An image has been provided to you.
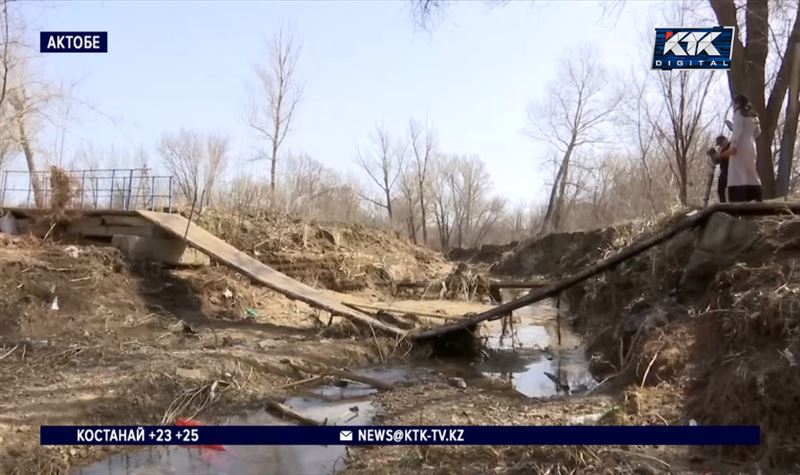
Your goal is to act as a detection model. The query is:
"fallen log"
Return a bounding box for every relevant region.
[286,361,394,391]
[411,202,800,340]
[264,399,324,426]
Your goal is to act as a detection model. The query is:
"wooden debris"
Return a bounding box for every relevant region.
[264,399,324,426]
[286,361,393,391]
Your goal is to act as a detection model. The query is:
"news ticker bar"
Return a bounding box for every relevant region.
[40,425,761,446]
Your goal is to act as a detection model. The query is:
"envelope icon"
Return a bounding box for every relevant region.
[339,430,353,442]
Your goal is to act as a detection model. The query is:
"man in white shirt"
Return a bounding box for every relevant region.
[718,94,763,202]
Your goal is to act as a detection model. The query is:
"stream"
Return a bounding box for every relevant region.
[76,296,596,475]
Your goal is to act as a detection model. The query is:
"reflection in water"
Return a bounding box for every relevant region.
[75,366,433,475]
[476,294,596,398]
[75,392,376,475]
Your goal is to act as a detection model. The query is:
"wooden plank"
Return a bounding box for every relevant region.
[410,202,800,340]
[137,211,406,337]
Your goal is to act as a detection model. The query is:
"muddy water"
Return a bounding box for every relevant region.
[77,296,593,474]
[474,296,596,397]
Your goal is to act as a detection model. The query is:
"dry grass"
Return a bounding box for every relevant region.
[418,263,489,301]
[687,254,800,468]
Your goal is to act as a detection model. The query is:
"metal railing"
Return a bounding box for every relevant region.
[0,168,174,211]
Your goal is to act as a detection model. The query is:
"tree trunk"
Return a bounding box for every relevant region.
[17,119,43,208]
[541,140,574,233]
[678,154,688,206]
[270,142,278,197]
[418,190,427,244]
[407,196,418,243]
[552,154,571,231]
[777,42,800,196]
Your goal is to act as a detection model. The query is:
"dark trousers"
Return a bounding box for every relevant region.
[728,185,763,203]
[717,160,729,203]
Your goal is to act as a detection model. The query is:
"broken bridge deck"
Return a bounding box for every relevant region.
[137,211,407,337]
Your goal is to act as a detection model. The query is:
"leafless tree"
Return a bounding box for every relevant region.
[646,70,715,206]
[158,129,229,211]
[0,0,10,112]
[6,76,57,208]
[429,156,455,250]
[407,118,436,243]
[354,125,406,221]
[398,162,420,243]
[618,74,662,213]
[410,0,509,28]
[711,0,800,197]
[448,154,504,248]
[250,28,303,197]
[528,48,617,233]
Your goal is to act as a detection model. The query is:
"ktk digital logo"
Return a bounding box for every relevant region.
[652,27,734,70]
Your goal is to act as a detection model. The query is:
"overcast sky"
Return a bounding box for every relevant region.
[17,0,670,206]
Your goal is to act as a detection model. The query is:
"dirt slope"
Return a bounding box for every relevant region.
[196,209,446,291]
[559,214,800,470]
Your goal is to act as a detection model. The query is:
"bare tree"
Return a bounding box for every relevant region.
[448,154,503,248]
[408,118,436,244]
[429,156,455,250]
[158,130,229,211]
[354,125,406,221]
[647,70,715,206]
[528,49,616,233]
[711,0,800,197]
[398,162,420,243]
[0,0,10,112]
[410,0,508,28]
[7,79,56,208]
[250,28,303,197]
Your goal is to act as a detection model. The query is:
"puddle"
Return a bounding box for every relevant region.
[75,392,375,474]
[474,295,597,398]
[75,366,430,475]
[76,295,594,473]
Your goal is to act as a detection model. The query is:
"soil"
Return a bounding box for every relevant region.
[0,228,461,474]
[195,209,446,292]
[550,214,800,471]
[3,207,800,474]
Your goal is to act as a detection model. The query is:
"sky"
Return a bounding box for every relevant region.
[15,0,662,206]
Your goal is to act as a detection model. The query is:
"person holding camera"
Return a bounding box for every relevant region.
[708,135,731,203]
